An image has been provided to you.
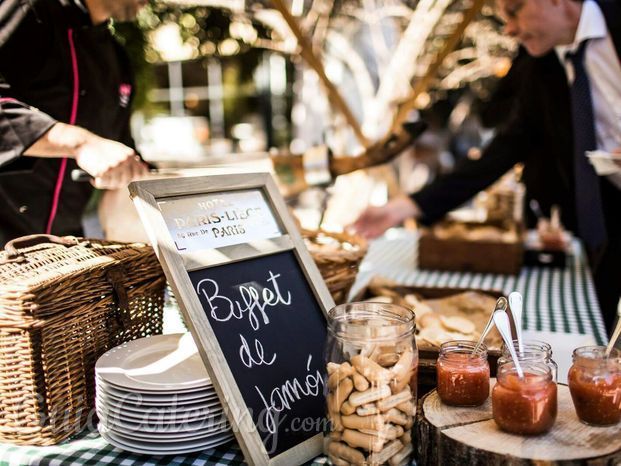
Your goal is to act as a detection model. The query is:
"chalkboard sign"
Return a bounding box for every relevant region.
[189,251,326,457]
[129,173,334,466]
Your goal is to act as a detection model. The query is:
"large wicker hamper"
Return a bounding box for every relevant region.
[0,235,165,446]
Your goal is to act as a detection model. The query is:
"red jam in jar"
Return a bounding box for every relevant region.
[437,341,490,406]
[492,362,557,435]
[568,346,621,426]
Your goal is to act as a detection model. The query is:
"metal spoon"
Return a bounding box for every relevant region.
[605,300,621,358]
[509,291,524,353]
[472,297,507,355]
[494,310,525,378]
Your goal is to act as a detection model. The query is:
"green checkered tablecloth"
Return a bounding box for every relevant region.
[0,229,604,465]
[352,229,607,345]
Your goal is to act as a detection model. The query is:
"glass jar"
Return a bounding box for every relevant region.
[492,361,557,435]
[325,302,418,466]
[568,346,621,426]
[436,341,490,406]
[499,340,558,381]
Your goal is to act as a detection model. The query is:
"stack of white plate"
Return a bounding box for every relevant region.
[95,333,233,455]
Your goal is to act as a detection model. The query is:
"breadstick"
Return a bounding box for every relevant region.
[400,430,411,446]
[368,439,403,466]
[377,389,412,412]
[327,362,340,375]
[356,403,379,416]
[340,400,356,416]
[341,414,384,431]
[360,424,402,441]
[328,362,355,390]
[330,377,354,413]
[328,454,349,466]
[383,408,409,426]
[328,441,366,464]
[404,417,413,430]
[353,371,370,392]
[342,429,384,453]
[396,400,416,416]
[376,352,400,367]
[330,411,344,432]
[391,349,414,380]
[349,385,391,407]
[351,355,392,384]
[328,430,342,441]
[390,371,412,395]
[388,443,413,466]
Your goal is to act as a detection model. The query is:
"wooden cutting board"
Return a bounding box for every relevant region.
[417,381,621,465]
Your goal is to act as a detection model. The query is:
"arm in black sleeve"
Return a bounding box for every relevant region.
[0,98,56,169]
[411,126,527,226]
[411,53,542,226]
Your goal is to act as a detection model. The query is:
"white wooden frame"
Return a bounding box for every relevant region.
[128,173,335,466]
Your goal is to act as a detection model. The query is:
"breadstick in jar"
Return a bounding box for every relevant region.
[377,389,412,412]
[327,362,340,375]
[351,355,392,384]
[342,429,384,453]
[376,352,400,367]
[328,454,350,466]
[396,400,416,416]
[368,439,403,466]
[356,403,379,416]
[383,408,409,426]
[327,441,366,465]
[341,414,384,431]
[330,377,354,413]
[328,362,355,390]
[340,400,356,416]
[388,443,413,466]
[353,371,370,392]
[349,385,391,407]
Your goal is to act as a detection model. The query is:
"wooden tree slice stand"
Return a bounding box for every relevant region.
[417,381,621,465]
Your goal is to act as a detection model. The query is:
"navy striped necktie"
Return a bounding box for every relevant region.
[565,40,607,267]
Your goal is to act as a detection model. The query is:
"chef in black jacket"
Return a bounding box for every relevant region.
[353,0,621,334]
[0,0,149,246]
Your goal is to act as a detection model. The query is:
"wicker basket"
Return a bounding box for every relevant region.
[302,229,368,304]
[0,234,165,446]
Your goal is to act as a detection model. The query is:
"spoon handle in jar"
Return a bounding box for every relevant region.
[473,297,507,355]
[494,310,524,378]
[509,292,524,352]
[605,302,621,357]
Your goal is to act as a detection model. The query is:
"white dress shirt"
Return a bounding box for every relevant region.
[555,0,621,188]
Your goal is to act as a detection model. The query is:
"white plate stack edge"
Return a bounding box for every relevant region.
[95,333,233,455]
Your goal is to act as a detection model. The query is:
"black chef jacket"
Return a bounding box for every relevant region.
[0,0,135,246]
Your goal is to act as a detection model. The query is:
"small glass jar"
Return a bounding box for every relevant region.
[492,361,557,435]
[499,340,558,381]
[325,302,418,466]
[436,341,490,406]
[568,346,621,426]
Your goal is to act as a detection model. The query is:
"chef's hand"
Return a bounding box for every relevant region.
[24,122,149,189]
[75,134,149,189]
[349,194,421,240]
[614,147,621,169]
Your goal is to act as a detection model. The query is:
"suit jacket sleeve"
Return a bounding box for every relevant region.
[0,0,57,170]
[411,57,541,226]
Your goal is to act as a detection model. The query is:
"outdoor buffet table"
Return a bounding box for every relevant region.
[0,229,607,466]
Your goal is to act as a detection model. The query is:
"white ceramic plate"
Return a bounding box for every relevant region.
[96,407,228,433]
[96,385,219,406]
[96,392,221,415]
[99,425,234,455]
[95,373,212,396]
[96,399,224,424]
[103,419,230,442]
[96,333,210,392]
[95,376,216,402]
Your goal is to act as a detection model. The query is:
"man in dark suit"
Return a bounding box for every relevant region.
[353,0,621,334]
